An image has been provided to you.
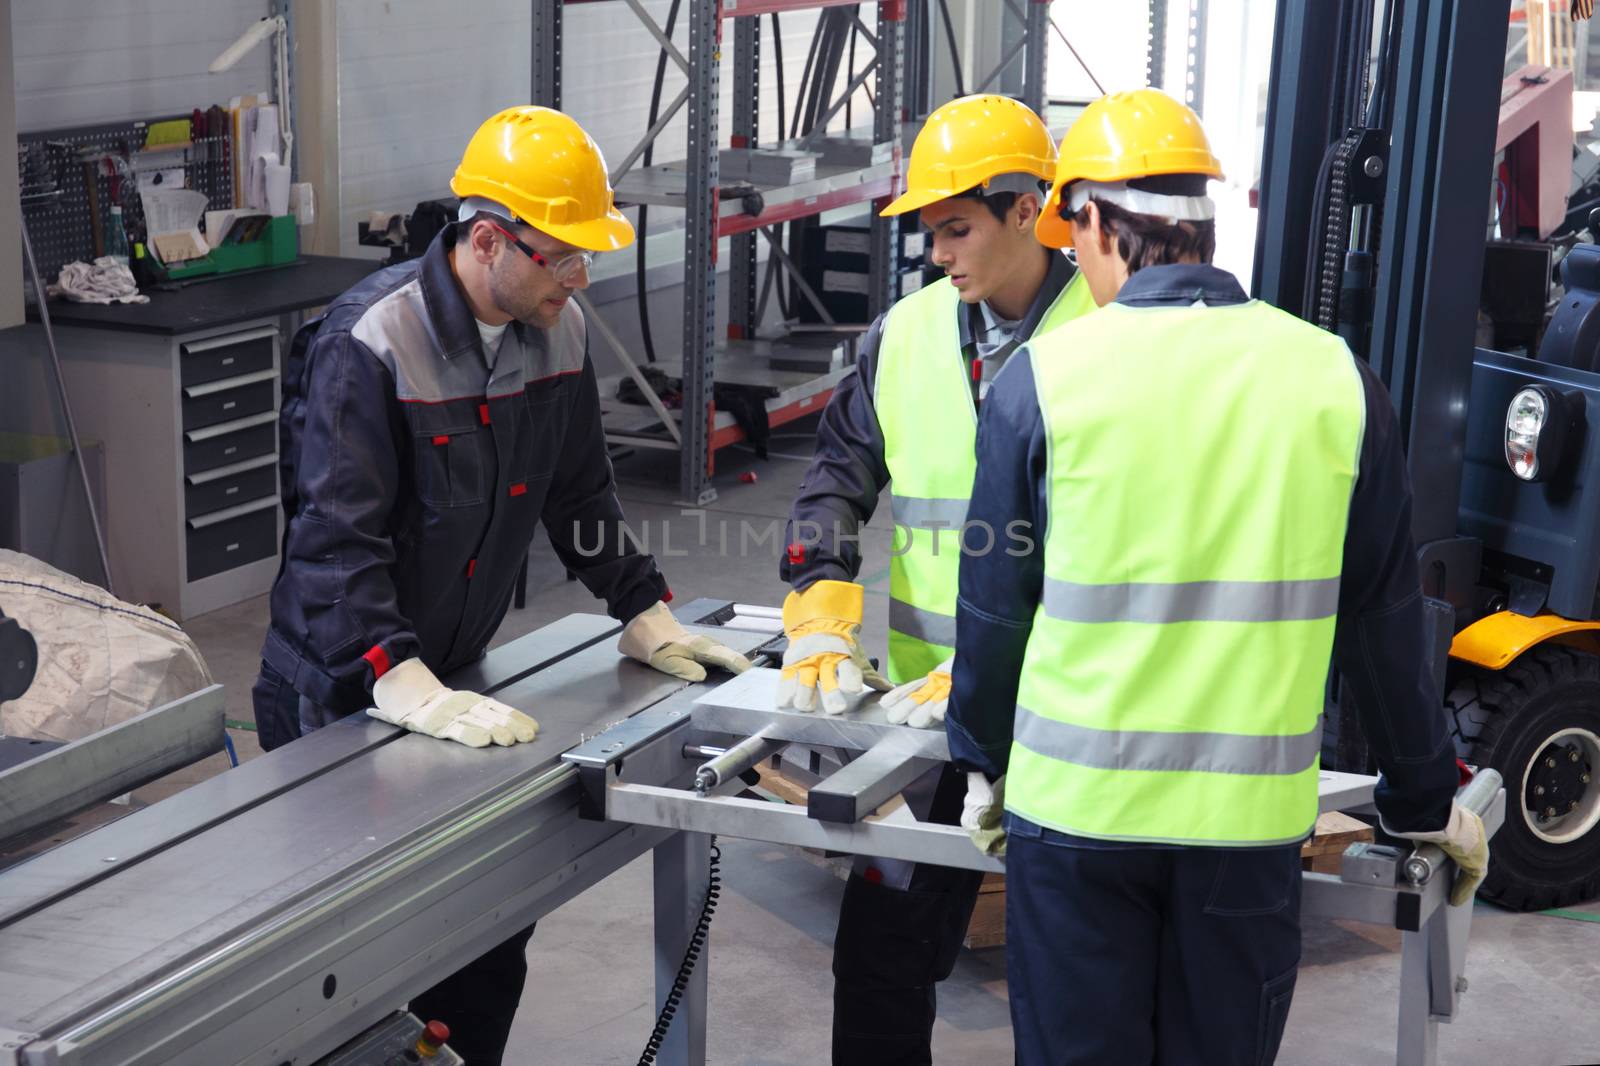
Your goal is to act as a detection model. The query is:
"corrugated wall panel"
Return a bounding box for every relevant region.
[13,0,275,133]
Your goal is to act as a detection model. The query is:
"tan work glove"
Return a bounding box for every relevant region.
[777,580,890,714]
[368,658,538,748]
[1389,802,1490,906]
[619,601,752,682]
[960,773,1007,856]
[880,655,953,729]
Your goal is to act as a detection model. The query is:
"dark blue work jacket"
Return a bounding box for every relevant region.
[261,226,665,714]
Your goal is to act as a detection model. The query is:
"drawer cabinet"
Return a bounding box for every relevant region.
[46,319,287,620]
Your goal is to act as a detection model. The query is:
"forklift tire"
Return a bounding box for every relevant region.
[1446,645,1600,911]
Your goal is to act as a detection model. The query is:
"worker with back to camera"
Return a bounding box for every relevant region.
[250,106,750,1065]
[773,94,1095,1064]
[945,88,1489,1065]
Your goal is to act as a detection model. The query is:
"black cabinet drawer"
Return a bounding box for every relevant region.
[180,328,276,387]
[185,457,278,519]
[181,370,277,432]
[184,412,277,474]
[186,498,278,581]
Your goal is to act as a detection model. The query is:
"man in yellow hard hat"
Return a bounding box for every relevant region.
[251,106,748,1065]
[945,88,1485,1064]
[774,94,1095,1064]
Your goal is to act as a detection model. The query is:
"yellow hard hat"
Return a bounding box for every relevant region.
[881,94,1057,217]
[1035,89,1224,249]
[451,106,635,252]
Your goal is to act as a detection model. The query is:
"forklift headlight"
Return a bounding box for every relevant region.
[1505,385,1582,481]
[1506,388,1547,479]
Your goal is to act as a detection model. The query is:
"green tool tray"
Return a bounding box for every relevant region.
[164,215,298,280]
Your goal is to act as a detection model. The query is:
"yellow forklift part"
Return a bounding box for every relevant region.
[1449,611,1600,669]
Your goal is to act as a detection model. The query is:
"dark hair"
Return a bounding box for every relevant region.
[1066,175,1216,271]
[948,187,1020,222]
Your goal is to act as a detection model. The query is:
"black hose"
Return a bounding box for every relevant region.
[772,13,786,143]
[769,13,790,323]
[846,14,858,128]
[784,8,858,322]
[636,0,684,365]
[810,11,846,135]
[937,0,966,97]
[637,839,722,1065]
[813,11,849,134]
[791,11,827,138]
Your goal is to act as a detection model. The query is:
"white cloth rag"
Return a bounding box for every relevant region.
[48,257,148,305]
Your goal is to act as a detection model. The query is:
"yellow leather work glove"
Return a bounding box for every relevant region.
[880,655,953,729]
[777,580,890,715]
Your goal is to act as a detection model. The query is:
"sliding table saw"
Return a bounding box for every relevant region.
[0,600,1503,1066]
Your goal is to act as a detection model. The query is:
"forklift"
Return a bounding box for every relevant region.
[1256,0,1600,910]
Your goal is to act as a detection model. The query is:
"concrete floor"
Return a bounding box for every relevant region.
[137,424,1600,1065]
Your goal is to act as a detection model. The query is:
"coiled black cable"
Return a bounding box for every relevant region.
[637,837,722,1065]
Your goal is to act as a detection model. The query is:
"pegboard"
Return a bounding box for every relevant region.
[19,115,235,284]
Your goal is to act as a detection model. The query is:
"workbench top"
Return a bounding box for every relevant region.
[29,254,382,335]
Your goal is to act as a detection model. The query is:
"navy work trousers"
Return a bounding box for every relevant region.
[831,764,986,1066]
[253,662,534,1066]
[1005,818,1303,1066]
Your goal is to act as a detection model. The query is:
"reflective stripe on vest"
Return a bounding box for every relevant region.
[1014,705,1323,776]
[1042,576,1342,624]
[875,271,1094,684]
[890,495,971,530]
[1009,298,1366,847]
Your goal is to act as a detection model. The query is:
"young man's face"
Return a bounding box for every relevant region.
[484,222,591,329]
[921,196,1037,306]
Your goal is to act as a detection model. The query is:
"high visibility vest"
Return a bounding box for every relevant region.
[875,271,1094,683]
[1011,298,1366,846]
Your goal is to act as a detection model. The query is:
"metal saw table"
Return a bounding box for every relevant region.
[0,602,1503,1066]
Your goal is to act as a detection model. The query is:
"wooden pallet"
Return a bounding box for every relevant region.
[1299,810,1375,874]
[965,873,1009,950]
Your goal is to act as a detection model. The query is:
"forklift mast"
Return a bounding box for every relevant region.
[1254,0,1511,610]
[1256,2,1600,914]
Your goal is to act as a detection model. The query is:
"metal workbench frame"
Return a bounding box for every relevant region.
[567,660,1509,1066]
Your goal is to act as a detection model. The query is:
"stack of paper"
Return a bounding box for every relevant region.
[140,187,210,263]
[227,93,289,214]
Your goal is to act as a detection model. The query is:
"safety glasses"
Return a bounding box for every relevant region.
[487,221,593,284]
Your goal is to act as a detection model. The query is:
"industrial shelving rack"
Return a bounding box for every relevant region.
[532,0,1065,504]
[533,0,906,505]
